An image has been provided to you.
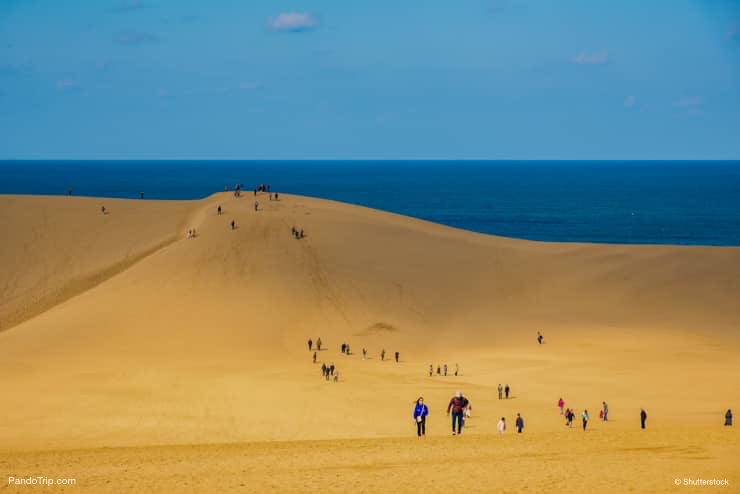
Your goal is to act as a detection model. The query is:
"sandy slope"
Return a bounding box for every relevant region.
[0,192,738,492]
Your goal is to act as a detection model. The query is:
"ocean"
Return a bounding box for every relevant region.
[2,160,740,246]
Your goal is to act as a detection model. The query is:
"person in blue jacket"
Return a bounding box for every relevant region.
[413,397,429,437]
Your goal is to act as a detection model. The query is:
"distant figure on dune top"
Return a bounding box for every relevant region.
[381,349,386,361]
[725,409,733,426]
[308,339,313,351]
[217,205,222,215]
[101,206,106,215]
[497,417,506,436]
[447,391,469,436]
[413,397,429,437]
[67,188,72,196]
[395,351,399,363]
[558,398,565,415]
[230,220,236,230]
[537,331,543,345]
[582,410,589,431]
[254,201,259,211]
[640,409,647,429]
[275,192,279,201]
[139,192,144,199]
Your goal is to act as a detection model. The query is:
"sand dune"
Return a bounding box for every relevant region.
[0,192,738,492]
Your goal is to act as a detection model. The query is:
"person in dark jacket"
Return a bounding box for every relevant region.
[308,339,313,351]
[413,397,429,437]
[505,384,510,399]
[640,408,647,429]
[446,391,469,435]
[516,413,524,433]
[725,409,733,426]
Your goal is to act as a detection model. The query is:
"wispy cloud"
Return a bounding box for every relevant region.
[109,1,143,13]
[624,95,636,108]
[56,79,79,92]
[572,50,609,65]
[114,30,159,45]
[270,12,318,32]
[674,95,703,108]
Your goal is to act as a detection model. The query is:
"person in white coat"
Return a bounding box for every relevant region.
[497,417,506,435]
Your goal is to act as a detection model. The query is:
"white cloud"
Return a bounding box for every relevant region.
[624,95,636,108]
[572,50,609,65]
[270,12,317,32]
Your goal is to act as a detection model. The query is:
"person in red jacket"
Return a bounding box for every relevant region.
[446,391,469,435]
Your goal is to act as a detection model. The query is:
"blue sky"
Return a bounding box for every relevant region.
[1,0,739,159]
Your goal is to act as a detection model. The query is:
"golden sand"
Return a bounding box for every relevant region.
[1,193,738,492]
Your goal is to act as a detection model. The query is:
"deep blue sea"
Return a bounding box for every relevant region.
[2,161,740,246]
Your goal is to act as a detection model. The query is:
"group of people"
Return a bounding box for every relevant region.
[340,343,351,355]
[429,363,458,377]
[307,338,322,351]
[320,362,338,382]
[559,397,648,430]
[185,228,197,238]
[291,226,305,239]
[497,384,511,399]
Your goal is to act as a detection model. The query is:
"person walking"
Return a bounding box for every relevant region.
[602,401,609,421]
[317,338,322,351]
[446,391,469,436]
[505,384,510,399]
[444,364,448,377]
[558,398,565,415]
[497,417,506,436]
[725,409,733,426]
[230,220,236,230]
[395,351,399,363]
[362,348,367,360]
[308,339,313,351]
[498,384,503,400]
[313,351,317,364]
[437,365,441,376]
[217,205,222,215]
[254,201,259,211]
[454,363,459,377]
[329,363,335,376]
[413,397,429,437]
[429,364,433,377]
[640,409,647,429]
[341,343,346,354]
[582,409,589,431]
[537,331,543,344]
[516,413,524,433]
[381,349,385,361]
